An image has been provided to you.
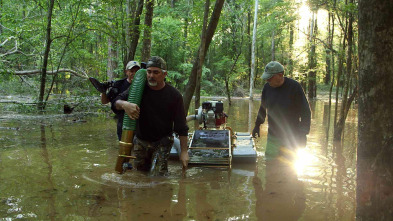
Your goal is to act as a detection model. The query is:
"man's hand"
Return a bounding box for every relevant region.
[179,136,189,169]
[252,125,260,138]
[179,150,189,169]
[119,101,140,120]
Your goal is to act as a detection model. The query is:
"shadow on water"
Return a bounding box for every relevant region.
[0,99,357,220]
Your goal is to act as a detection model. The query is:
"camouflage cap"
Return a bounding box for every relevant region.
[262,61,284,80]
[146,56,167,70]
[126,61,140,70]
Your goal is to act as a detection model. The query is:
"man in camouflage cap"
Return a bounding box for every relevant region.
[113,56,189,175]
[252,61,311,159]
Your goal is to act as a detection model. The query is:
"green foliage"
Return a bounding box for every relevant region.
[0,75,36,95]
[150,16,188,68]
[0,0,359,104]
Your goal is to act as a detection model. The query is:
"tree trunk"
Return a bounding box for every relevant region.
[125,0,131,59]
[183,0,191,51]
[308,13,317,100]
[183,0,225,113]
[194,0,210,111]
[0,0,2,35]
[288,23,294,77]
[249,0,258,100]
[38,0,55,111]
[334,0,355,142]
[271,30,275,61]
[225,76,231,105]
[141,0,154,62]
[357,0,393,219]
[334,33,347,126]
[107,37,117,81]
[247,10,252,91]
[324,11,332,85]
[126,0,144,65]
[326,3,336,140]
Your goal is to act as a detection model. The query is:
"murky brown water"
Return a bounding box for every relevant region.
[0,99,357,220]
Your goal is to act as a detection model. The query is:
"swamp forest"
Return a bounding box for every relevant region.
[1,0,392,220]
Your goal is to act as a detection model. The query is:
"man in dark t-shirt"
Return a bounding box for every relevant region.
[108,61,141,140]
[252,61,311,159]
[94,61,140,140]
[113,56,189,175]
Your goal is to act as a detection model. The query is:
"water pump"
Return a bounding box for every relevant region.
[195,100,227,129]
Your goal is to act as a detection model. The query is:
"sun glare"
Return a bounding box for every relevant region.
[294,0,329,65]
[298,4,312,33]
[294,147,318,176]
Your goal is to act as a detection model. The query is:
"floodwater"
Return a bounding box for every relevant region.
[0,98,357,220]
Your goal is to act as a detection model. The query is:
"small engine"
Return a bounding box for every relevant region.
[196,100,227,129]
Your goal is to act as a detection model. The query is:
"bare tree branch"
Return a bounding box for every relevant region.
[0,36,19,57]
[12,69,89,79]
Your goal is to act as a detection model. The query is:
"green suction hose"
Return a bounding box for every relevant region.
[115,69,146,174]
[122,69,147,130]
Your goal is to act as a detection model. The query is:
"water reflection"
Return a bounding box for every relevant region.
[40,123,56,220]
[0,99,357,220]
[254,158,305,220]
[172,179,187,219]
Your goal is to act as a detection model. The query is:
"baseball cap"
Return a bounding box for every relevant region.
[262,61,284,80]
[126,61,140,70]
[146,56,167,70]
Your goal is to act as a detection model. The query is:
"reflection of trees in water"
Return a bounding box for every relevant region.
[194,183,215,220]
[253,157,305,220]
[333,140,356,220]
[105,177,188,220]
[40,123,57,220]
[171,179,187,219]
[322,100,356,219]
[334,140,346,220]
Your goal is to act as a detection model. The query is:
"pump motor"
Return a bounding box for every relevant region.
[196,100,227,129]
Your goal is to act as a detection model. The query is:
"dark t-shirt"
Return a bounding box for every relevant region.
[113,83,189,142]
[255,77,311,146]
[107,78,130,140]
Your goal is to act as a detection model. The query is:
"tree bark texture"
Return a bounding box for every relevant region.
[107,37,117,81]
[357,0,393,220]
[324,12,333,85]
[38,0,55,110]
[194,0,210,111]
[126,0,144,65]
[247,11,252,90]
[288,23,294,77]
[141,0,154,62]
[326,2,337,140]
[271,30,275,61]
[0,0,2,35]
[334,33,347,126]
[308,14,317,99]
[125,0,132,58]
[182,0,225,113]
[249,0,258,100]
